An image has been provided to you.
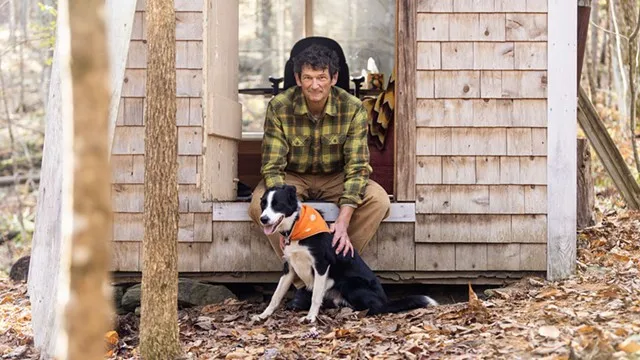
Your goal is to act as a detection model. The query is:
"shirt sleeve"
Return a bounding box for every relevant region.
[261,102,288,188]
[340,105,372,207]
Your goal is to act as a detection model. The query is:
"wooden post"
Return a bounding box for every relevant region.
[394,0,416,201]
[547,0,578,281]
[27,2,137,356]
[577,86,640,209]
[577,0,592,89]
[577,138,595,229]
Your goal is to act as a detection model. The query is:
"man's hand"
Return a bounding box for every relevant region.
[331,205,355,257]
[330,220,353,257]
[279,234,286,251]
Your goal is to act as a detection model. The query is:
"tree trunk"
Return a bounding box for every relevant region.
[139,0,182,358]
[60,0,113,358]
[577,138,595,229]
[28,1,137,357]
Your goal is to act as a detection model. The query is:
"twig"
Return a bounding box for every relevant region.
[629,4,640,42]
[610,0,628,99]
[0,174,39,187]
[590,20,629,40]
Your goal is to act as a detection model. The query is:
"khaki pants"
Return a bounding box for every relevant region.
[248,171,390,289]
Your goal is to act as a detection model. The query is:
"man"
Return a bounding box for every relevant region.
[248,43,390,310]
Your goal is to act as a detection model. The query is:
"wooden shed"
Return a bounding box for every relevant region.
[109,0,577,284]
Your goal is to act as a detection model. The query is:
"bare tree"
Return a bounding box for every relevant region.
[139,0,182,357]
[623,1,640,173]
[59,0,114,358]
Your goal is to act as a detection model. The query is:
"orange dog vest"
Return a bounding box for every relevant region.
[289,205,331,241]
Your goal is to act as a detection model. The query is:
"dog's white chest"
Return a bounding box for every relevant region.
[283,242,315,289]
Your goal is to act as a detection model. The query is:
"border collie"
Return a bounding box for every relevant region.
[252,184,438,323]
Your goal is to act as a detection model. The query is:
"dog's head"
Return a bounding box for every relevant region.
[259,184,300,235]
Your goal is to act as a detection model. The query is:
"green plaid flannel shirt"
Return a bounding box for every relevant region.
[261,86,372,207]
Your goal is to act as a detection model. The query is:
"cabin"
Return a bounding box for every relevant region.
[108,0,578,284]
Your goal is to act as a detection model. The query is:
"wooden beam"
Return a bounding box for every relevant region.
[111,270,544,285]
[394,0,416,201]
[547,0,577,281]
[578,87,640,209]
[211,201,416,222]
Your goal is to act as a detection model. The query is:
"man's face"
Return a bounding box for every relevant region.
[294,65,338,106]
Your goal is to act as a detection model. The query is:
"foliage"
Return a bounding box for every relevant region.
[30,2,58,65]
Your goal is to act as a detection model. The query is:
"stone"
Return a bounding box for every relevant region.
[119,278,236,312]
[9,256,30,282]
[177,278,237,307]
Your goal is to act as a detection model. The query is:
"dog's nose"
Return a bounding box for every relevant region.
[260,216,269,225]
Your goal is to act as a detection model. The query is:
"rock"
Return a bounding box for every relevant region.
[177,278,236,307]
[112,286,128,315]
[121,284,141,312]
[120,278,236,312]
[9,255,30,282]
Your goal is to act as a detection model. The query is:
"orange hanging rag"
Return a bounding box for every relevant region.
[289,205,331,241]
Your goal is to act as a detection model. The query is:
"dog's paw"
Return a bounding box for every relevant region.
[298,315,316,324]
[251,314,267,322]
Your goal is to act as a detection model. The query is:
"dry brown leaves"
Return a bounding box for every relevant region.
[2,210,640,359]
[0,279,39,359]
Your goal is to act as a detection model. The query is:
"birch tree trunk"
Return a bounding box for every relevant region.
[139,0,182,357]
[60,0,113,358]
[28,1,137,357]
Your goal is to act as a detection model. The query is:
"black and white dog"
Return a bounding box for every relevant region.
[252,184,437,323]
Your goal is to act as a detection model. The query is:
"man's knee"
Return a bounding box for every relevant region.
[365,180,391,218]
[248,182,267,224]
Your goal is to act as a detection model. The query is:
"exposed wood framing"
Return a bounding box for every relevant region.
[577,87,640,209]
[211,202,416,222]
[395,0,416,201]
[547,0,577,281]
[201,0,241,201]
[577,138,595,229]
[112,270,545,285]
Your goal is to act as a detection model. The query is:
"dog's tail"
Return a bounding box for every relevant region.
[381,295,438,314]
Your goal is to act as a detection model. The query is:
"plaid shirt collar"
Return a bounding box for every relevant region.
[292,87,338,118]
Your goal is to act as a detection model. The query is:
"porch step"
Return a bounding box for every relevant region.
[212,202,415,222]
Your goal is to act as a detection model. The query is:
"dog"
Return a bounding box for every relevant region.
[252,184,438,323]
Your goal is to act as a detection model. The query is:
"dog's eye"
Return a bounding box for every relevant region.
[260,199,266,207]
[272,199,278,207]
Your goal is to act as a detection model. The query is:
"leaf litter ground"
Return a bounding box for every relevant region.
[1,209,640,359]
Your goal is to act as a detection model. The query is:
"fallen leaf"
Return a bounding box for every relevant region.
[223,314,241,322]
[225,350,252,359]
[104,330,119,346]
[195,316,214,330]
[619,335,640,353]
[596,311,615,322]
[335,328,353,338]
[529,278,545,287]
[539,325,561,339]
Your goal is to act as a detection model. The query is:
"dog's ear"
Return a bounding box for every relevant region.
[285,184,298,203]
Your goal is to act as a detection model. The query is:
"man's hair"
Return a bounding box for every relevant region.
[293,44,340,77]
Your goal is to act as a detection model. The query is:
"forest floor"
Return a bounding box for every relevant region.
[1,202,639,359]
